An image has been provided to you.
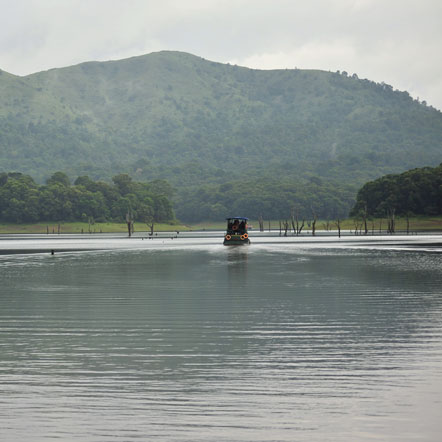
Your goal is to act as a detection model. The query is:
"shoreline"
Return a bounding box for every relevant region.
[1,216,442,234]
[1,231,442,256]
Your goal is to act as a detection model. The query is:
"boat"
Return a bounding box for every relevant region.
[223,217,251,245]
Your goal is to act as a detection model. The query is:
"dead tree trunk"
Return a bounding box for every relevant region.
[334,219,341,238]
[363,205,368,235]
[391,209,395,234]
[291,208,304,236]
[258,215,264,232]
[126,212,133,237]
[291,208,297,236]
[88,217,94,234]
[311,211,317,236]
[291,216,296,235]
[283,220,289,237]
[387,208,395,234]
[148,222,154,236]
[298,219,305,235]
[353,219,360,235]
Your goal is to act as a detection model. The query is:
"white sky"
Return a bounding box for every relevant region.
[1,0,442,109]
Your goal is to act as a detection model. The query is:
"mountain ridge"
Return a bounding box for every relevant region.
[1,51,441,220]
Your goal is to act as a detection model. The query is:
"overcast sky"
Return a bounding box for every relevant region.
[1,0,441,109]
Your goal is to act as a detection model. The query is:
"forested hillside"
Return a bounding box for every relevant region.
[351,164,442,217]
[1,51,442,220]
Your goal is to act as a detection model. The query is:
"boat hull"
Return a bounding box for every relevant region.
[223,234,250,246]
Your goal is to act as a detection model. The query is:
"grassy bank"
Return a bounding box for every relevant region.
[0,216,441,234]
[0,222,191,234]
[340,216,442,232]
[191,217,442,232]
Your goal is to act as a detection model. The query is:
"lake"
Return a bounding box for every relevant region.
[1,235,442,441]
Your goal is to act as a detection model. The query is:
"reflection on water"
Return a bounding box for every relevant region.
[1,244,442,441]
[226,247,249,282]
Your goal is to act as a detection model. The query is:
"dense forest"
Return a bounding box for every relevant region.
[175,175,356,221]
[0,171,175,224]
[351,163,442,217]
[1,51,442,220]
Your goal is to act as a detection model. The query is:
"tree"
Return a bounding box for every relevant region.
[47,171,70,187]
[74,175,95,189]
[112,174,133,195]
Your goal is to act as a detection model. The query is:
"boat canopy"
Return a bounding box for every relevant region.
[226,217,249,220]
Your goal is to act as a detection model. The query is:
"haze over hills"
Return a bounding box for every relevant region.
[1,51,441,220]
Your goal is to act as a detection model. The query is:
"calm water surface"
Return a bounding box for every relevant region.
[1,242,442,441]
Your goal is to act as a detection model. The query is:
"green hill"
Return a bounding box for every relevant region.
[1,51,442,220]
[351,163,442,218]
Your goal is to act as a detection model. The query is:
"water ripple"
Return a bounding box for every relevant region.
[1,246,442,441]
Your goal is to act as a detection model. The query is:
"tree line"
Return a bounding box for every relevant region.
[0,171,175,225]
[351,163,442,218]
